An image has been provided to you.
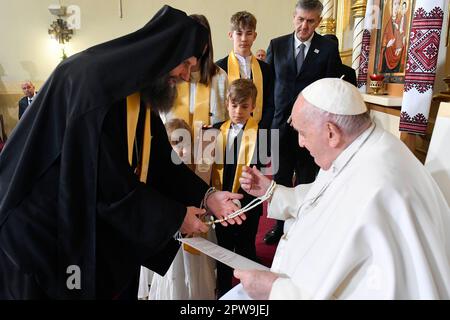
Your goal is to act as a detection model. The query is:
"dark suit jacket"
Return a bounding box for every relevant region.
[340,64,357,87]
[18,96,30,120]
[266,32,342,130]
[212,121,264,217]
[216,56,274,130]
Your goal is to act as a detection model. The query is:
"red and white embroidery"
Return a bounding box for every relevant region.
[358,30,371,90]
[403,7,444,93]
[400,2,444,135]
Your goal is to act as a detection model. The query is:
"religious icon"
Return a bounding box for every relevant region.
[375,0,414,82]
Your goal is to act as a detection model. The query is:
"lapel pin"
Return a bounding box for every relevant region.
[314,49,320,54]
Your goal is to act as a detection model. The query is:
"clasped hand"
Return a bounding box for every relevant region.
[181,190,246,234]
[206,191,245,226]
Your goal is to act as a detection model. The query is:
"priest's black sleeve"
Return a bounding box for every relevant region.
[96,104,189,293]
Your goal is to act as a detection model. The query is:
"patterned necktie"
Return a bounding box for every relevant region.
[296,43,306,73]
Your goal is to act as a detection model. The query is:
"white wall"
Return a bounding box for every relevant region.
[0,0,298,93]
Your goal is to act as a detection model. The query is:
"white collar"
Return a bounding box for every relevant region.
[294,32,314,49]
[231,122,244,131]
[329,122,375,175]
[234,52,252,64]
[298,122,376,212]
[228,122,244,143]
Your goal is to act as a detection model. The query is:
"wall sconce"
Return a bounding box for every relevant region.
[48,4,74,59]
[48,18,73,44]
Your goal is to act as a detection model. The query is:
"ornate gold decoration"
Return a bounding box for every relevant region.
[335,0,351,52]
[48,18,73,44]
[319,17,336,35]
[351,0,367,18]
[447,4,450,46]
[339,49,353,66]
[369,80,384,94]
[441,75,450,95]
[340,49,353,58]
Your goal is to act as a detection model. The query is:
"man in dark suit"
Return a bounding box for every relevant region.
[323,34,357,86]
[264,0,342,244]
[18,81,36,120]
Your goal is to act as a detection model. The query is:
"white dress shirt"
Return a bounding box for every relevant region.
[234,53,253,79]
[228,122,244,143]
[28,92,37,106]
[294,33,314,60]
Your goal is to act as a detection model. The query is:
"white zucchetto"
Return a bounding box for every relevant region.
[301,78,368,115]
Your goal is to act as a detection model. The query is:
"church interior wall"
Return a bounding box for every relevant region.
[0,0,298,92]
[1,0,449,138]
[0,0,299,135]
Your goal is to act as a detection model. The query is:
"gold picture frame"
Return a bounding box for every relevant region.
[374,0,415,83]
[335,0,355,65]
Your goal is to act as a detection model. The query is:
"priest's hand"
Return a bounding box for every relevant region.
[234,269,278,300]
[180,207,209,235]
[206,191,245,227]
[239,166,271,198]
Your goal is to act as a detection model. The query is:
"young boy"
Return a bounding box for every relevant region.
[216,11,274,130]
[211,79,266,298]
[165,118,193,169]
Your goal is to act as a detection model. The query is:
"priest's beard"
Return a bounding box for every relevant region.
[141,74,178,114]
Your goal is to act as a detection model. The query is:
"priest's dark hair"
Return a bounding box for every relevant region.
[189,14,220,85]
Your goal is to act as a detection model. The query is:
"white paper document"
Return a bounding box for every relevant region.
[178,237,270,271]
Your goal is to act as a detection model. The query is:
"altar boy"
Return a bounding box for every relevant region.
[216,11,274,130]
[211,79,266,298]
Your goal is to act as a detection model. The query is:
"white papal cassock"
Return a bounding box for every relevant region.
[268,123,450,299]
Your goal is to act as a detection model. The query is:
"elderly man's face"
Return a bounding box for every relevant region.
[293,8,322,42]
[256,49,266,61]
[21,82,35,98]
[292,96,334,170]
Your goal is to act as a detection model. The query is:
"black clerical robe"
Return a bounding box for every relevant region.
[0,5,208,299]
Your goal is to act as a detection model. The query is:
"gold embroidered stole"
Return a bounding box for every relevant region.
[128,93,202,255]
[211,117,258,193]
[227,51,263,122]
[169,84,212,255]
[172,80,211,134]
[127,92,152,183]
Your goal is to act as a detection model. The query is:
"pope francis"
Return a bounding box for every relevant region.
[235,78,450,300]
